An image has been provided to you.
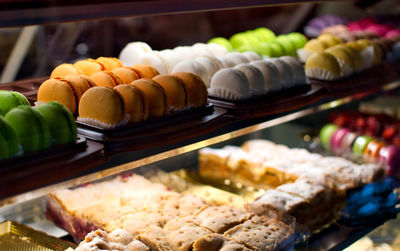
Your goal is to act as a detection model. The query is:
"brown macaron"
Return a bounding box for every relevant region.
[132,64,160,79]
[90,71,123,88]
[111,67,141,84]
[173,72,207,108]
[130,78,167,118]
[152,75,187,112]
[113,84,148,123]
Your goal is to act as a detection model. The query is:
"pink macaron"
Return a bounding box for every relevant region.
[379,145,400,176]
[330,128,351,154]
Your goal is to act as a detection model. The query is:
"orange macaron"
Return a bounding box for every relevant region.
[74,59,105,77]
[132,64,160,79]
[78,86,125,128]
[96,57,124,71]
[130,78,167,118]
[111,67,141,84]
[113,84,148,123]
[173,72,207,108]
[50,63,84,79]
[152,75,187,112]
[90,71,123,87]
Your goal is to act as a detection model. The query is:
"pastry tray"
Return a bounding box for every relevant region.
[0,136,87,169]
[0,77,46,105]
[77,104,229,154]
[308,63,399,98]
[208,84,324,119]
[0,220,76,250]
[0,139,106,199]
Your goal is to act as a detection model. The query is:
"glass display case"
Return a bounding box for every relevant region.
[0,0,399,250]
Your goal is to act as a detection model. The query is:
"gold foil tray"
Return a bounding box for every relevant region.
[0,221,76,251]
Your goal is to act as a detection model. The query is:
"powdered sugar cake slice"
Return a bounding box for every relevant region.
[246,189,307,216]
[75,229,150,251]
[224,215,294,250]
[193,233,253,251]
[192,205,253,233]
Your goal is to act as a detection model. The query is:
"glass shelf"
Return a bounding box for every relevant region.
[1,79,399,208]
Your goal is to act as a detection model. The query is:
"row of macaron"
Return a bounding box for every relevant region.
[208,27,308,58]
[301,34,397,81]
[208,56,306,101]
[0,91,77,159]
[329,111,400,146]
[43,60,165,114]
[41,70,207,128]
[320,124,399,176]
[119,42,229,75]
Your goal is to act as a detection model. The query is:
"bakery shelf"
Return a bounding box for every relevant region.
[0,0,339,28]
[0,79,399,208]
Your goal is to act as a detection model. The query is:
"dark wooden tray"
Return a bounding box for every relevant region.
[0,139,105,199]
[308,63,399,98]
[208,84,324,119]
[0,77,46,105]
[77,105,229,154]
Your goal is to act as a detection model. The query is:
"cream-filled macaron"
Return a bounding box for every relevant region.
[250,60,282,92]
[194,57,222,87]
[234,64,266,95]
[209,68,251,100]
[118,42,152,66]
[172,60,209,86]
[265,58,294,88]
[241,51,262,62]
[280,56,306,85]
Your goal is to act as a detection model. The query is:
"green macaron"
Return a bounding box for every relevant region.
[230,33,251,49]
[208,37,233,52]
[352,136,374,155]
[319,123,339,150]
[288,32,308,49]
[253,27,276,42]
[36,101,77,145]
[269,42,285,57]
[0,90,29,115]
[5,105,50,153]
[254,42,273,57]
[0,115,19,159]
[275,35,297,56]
